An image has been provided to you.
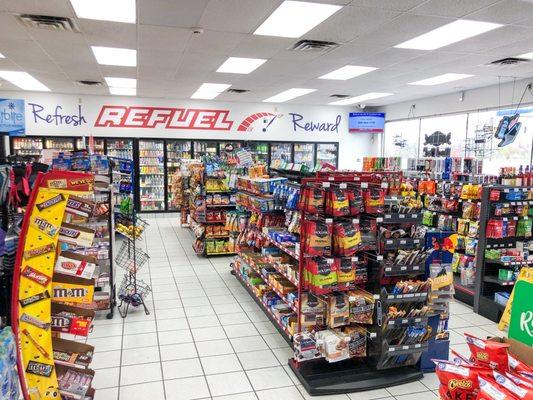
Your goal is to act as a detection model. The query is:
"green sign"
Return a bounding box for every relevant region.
[509,280,533,346]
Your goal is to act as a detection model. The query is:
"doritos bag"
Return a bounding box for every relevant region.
[465,334,510,372]
[434,360,488,400]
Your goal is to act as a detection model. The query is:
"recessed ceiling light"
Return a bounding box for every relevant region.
[191,83,231,100]
[105,77,136,88]
[408,73,473,86]
[91,46,136,67]
[319,65,378,80]
[254,1,342,38]
[518,51,533,59]
[69,0,136,23]
[395,19,502,50]
[109,87,136,96]
[263,88,316,103]
[0,53,4,58]
[217,57,267,74]
[0,71,50,91]
[329,92,393,106]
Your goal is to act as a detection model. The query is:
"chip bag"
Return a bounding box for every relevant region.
[509,354,533,381]
[465,334,510,372]
[434,360,488,400]
[477,375,519,400]
[481,370,533,400]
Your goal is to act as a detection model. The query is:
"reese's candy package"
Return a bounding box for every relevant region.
[465,333,509,372]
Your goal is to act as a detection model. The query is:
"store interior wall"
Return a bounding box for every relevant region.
[3,90,378,170]
[378,78,533,174]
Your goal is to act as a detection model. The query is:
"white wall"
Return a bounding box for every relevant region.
[1,91,378,169]
[380,78,533,121]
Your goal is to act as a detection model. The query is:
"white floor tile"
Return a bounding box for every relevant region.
[420,372,440,391]
[154,298,184,310]
[224,323,259,338]
[92,366,120,389]
[95,387,118,400]
[162,358,204,380]
[262,333,290,349]
[165,376,211,400]
[386,381,429,396]
[206,371,253,397]
[156,317,189,332]
[201,353,243,374]
[160,342,198,361]
[256,386,304,400]
[253,321,277,335]
[90,323,123,338]
[120,362,162,385]
[395,391,439,400]
[270,347,293,365]
[196,339,236,357]
[212,393,258,400]
[218,312,251,325]
[192,326,227,341]
[88,336,122,352]
[123,320,157,335]
[121,345,160,366]
[119,381,166,400]
[238,349,280,370]
[155,307,186,319]
[213,303,245,314]
[231,336,269,353]
[246,366,293,390]
[189,315,222,328]
[186,305,216,317]
[91,350,121,369]
[122,332,158,349]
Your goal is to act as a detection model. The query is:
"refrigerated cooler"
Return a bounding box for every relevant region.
[106,138,133,159]
[219,142,242,164]
[270,143,292,165]
[75,137,105,154]
[11,137,43,158]
[193,141,217,158]
[246,142,269,164]
[294,143,315,168]
[44,137,75,152]
[166,140,192,210]
[316,143,338,167]
[138,139,165,211]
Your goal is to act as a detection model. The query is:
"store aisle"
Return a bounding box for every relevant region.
[89,216,501,400]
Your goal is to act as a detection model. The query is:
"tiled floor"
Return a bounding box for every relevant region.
[89,215,503,400]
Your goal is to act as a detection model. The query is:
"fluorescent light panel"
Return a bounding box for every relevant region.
[409,73,473,86]
[0,53,4,58]
[329,92,393,106]
[91,46,136,67]
[319,65,377,80]
[69,0,136,23]
[518,51,533,59]
[191,83,231,100]
[0,71,50,91]
[263,88,316,103]
[109,87,136,96]
[217,57,267,74]
[254,1,342,38]
[105,77,136,88]
[395,19,502,50]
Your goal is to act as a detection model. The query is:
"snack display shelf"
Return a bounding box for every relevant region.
[206,251,236,256]
[232,266,293,344]
[381,238,422,250]
[483,275,515,286]
[381,291,428,303]
[373,213,423,224]
[236,202,279,214]
[485,258,532,267]
[384,316,429,327]
[206,204,236,208]
[237,255,299,314]
[191,216,226,225]
[486,237,526,249]
[385,342,429,355]
[383,264,425,276]
[261,233,300,260]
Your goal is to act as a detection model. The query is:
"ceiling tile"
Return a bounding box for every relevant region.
[138,25,191,52]
[409,0,501,18]
[230,36,294,59]
[138,0,209,28]
[350,0,428,11]
[0,0,75,16]
[78,19,137,48]
[465,0,533,24]
[198,0,279,34]
[186,30,246,55]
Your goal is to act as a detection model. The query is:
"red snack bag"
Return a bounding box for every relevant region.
[505,372,533,390]
[465,334,510,372]
[434,359,488,400]
[451,349,474,365]
[304,186,325,214]
[509,354,533,380]
[363,188,385,214]
[327,188,350,217]
[481,370,533,400]
[304,220,332,257]
[477,376,520,400]
[348,188,363,216]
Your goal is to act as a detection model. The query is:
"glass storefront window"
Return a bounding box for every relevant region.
[383,119,420,169]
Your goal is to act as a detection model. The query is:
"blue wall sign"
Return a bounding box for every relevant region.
[349,112,385,133]
[0,98,25,136]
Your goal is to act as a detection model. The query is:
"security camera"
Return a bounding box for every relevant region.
[192,27,204,34]
[358,104,366,109]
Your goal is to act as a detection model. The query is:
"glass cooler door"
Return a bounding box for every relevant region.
[166,140,192,210]
[293,143,315,168]
[270,143,292,166]
[139,139,165,211]
[106,139,134,159]
[247,142,269,164]
[316,143,338,167]
[193,141,218,158]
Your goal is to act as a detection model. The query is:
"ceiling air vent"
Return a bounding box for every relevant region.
[290,39,339,52]
[76,80,103,87]
[330,94,350,98]
[486,57,529,66]
[227,89,249,93]
[17,14,80,33]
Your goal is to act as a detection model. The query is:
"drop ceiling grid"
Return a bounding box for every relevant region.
[0,0,532,105]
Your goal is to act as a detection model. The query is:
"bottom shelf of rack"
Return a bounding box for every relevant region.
[453,274,475,306]
[476,295,507,323]
[231,268,293,347]
[288,358,423,396]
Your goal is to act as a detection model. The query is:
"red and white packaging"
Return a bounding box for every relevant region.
[465,333,510,372]
[434,359,489,400]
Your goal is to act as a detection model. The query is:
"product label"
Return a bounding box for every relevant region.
[47,179,68,189]
[55,252,96,280]
[59,223,95,247]
[23,243,55,260]
[22,266,52,286]
[32,216,59,238]
[20,313,50,330]
[19,291,50,307]
[26,361,53,377]
[52,279,94,305]
[36,194,64,211]
[65,196,94,218]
